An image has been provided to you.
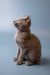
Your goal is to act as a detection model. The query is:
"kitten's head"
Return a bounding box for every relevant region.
[13,15,31,31]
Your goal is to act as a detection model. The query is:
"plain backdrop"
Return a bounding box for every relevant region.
[0,0,50,75]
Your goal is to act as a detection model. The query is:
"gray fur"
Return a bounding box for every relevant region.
[13,15,41,66]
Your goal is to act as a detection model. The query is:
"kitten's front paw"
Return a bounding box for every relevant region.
[16,60,23,65]
[13,57,18,61]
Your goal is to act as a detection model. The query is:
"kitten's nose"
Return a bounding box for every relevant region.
[13,21,15,23]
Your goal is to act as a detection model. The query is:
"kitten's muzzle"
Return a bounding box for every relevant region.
[13,21,15,23]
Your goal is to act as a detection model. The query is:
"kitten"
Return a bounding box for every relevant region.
[13,15,41,66]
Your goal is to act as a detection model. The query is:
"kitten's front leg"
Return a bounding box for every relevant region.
[16,49,27,65]
[13,47,20,61]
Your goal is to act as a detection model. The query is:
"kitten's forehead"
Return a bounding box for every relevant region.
[16,17,26,21]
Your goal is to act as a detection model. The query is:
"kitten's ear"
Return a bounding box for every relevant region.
[26,14,31,25]
[26,14,31,20]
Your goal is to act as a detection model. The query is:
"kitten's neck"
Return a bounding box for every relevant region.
[17,29,30,34]
[15,29,30,42]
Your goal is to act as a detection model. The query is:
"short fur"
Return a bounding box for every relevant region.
[13,15,41,66]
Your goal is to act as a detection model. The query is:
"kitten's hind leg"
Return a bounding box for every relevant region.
[25,61,34,66]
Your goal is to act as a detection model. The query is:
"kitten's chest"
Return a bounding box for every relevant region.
[16,41,22,46]
[14,32,24,47]
[14,32,21,42]
[14,31,30,48]
[14,31,27,42]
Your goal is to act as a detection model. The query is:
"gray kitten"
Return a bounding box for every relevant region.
[13,15,41,66]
